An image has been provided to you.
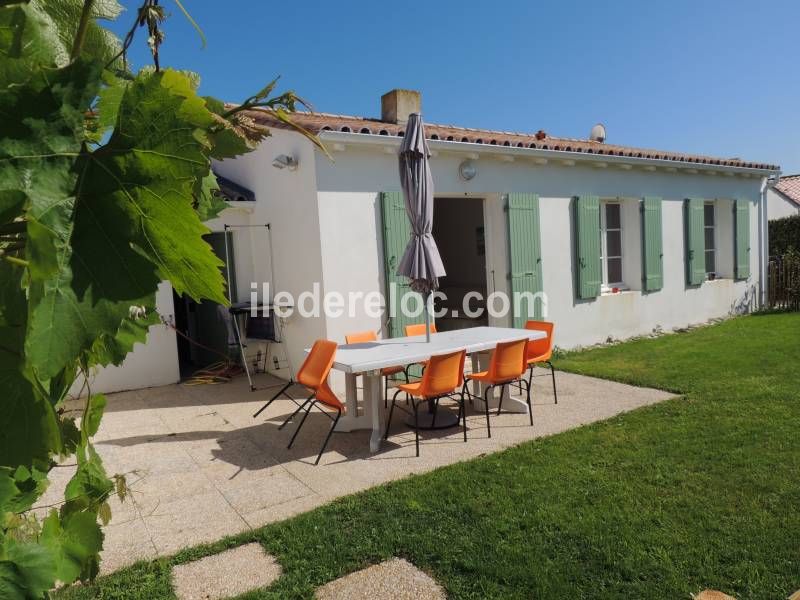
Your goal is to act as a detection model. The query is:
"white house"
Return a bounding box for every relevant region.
[83,89,780,395]
[767,174,800,220]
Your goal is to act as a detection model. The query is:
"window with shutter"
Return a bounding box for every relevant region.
[574,195,601,299]
[685,198,706,285]
[735,199,750,279]
[641,196,663,292]
[506,193,543,325]
[600,201,623,289]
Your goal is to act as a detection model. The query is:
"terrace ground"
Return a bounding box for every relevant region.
[57,312,800,599]
[44,367,671,573]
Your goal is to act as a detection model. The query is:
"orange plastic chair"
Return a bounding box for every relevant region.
[261,339,344,465]
[405,323,438,337]
[464,338,531,438]
[524,320,557,404]
[403,323,438,379]
[345,330,408,407]
[384,349,467,456]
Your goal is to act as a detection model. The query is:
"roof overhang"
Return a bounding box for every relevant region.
[318,131,779,178]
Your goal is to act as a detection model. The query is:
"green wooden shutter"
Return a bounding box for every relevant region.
[735,199,750,279]
[685,198,706,285]
[641,196,663,292]
[574,195,601,299]
[506,193,543,326]
[381,191,423,338]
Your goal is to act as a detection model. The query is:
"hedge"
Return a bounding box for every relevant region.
[769,214,800,256]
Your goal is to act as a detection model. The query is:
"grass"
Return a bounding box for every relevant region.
[58,313,800,599]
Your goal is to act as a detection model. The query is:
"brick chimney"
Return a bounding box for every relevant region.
[381,89,421,124]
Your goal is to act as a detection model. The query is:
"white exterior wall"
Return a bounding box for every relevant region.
[211,129,328,378]
[314,143,765,351]
[767,188,800,221]
[70,281,180,397]
[90,128,772,394]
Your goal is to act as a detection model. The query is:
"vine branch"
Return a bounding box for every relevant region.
[71,0,96,60]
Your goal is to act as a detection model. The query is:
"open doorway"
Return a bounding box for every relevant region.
[173,231,237,377]
[432,197,488,331]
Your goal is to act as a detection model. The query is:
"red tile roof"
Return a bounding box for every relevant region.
[773,174,800,205]
[240,108,779,171]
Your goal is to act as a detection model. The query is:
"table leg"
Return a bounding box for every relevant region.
[364,371,384,453]
[335,372,371,432]
[471,352,490,407]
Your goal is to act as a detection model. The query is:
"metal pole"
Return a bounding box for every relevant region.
[424,292,431,342]
[224,224,254,391]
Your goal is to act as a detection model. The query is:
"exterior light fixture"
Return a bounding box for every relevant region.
[459,160,477,181]
[272,154,298,171]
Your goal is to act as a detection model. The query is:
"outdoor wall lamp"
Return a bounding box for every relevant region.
[272,154,298,171]
[459,160,477,181]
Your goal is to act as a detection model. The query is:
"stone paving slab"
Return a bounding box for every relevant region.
[315,558,445,600]
[48,369,674,573]
[172,543,281,600]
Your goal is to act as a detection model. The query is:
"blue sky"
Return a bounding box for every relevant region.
[110,1,799,172]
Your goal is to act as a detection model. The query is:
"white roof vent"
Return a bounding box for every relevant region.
[589,123,606,143]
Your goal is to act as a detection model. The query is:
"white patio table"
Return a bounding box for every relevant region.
[306,326,546,453]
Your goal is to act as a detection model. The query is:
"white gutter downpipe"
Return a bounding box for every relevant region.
[758,177,768,308]
[758,172,780,308]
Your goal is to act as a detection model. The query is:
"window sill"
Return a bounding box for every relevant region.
[600,287,635,297]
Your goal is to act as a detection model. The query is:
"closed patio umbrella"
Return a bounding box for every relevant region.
[397,113,445,342]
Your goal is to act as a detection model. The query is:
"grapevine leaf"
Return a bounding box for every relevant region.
[0,540,57,600]
[64,445,112,513]
[40,509,103,583]
[81,394,106,439]
[0,466,49,519]
[194,172,228,222]
[89,71,129,142]
[87,306,159,368]
[0,56,101,285]
[71,68,227,305]
[32,0,123,67]
[0,262,61,469]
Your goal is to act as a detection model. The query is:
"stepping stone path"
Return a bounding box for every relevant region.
[172,543,281,600]
[695,592,737,600]
[315,558,445,600]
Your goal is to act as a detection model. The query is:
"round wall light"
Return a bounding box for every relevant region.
[459,160,477,181]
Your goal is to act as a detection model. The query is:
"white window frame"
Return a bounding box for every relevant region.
[600,200,624,291]
[704,201,717,278]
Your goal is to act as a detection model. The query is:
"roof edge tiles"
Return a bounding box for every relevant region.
[232,106,779,171]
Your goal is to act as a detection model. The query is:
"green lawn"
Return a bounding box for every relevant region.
[59,313,800,599]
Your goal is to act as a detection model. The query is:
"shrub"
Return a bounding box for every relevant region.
[769,214,800,256]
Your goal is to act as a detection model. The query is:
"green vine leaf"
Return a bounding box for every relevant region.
[40,508,103,583]
[81,395,107,440]
[0,540,57,600]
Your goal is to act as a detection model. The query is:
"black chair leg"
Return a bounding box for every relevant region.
[384,375,389,408]
[483,385,492,438]
[253,381,292,418]
[496,383,507,416]
[278,393,314,430]
[523,378,533,426]
[287,399,314,449]
[384,389,403,440]
[460,391,468,442]
[315,408,341,465]
[413,398,420,457]
[548,361,558,404]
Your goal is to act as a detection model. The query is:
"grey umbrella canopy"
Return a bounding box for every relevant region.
[396,113,445,341]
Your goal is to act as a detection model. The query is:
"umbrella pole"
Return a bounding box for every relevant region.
[424,292,431,342]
